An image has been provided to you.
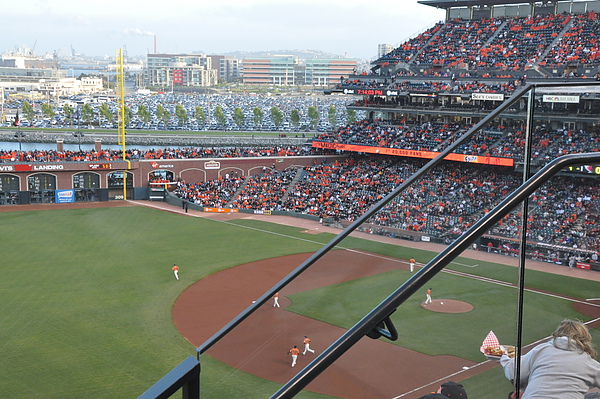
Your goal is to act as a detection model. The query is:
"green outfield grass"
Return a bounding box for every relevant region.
[0,205,597,399]
[287,269,595,361]
[0,207,327,398]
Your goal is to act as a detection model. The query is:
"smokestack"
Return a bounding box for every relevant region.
[154,35,157,54]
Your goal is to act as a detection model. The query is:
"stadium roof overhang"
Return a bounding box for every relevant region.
[417,0,556,9]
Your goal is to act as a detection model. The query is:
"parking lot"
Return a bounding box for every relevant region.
[4,92,363,133]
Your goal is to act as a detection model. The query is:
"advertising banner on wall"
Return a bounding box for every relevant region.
[55,189,75,203]
[542,95,580,103]
[472,93,504,101]
[312,141,514,167]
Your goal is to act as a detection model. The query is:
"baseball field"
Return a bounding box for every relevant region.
[1,201,598,398]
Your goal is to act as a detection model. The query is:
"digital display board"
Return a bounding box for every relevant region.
[566,165,600,175]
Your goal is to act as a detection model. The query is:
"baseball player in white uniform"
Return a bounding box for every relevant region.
[303,336,315,355]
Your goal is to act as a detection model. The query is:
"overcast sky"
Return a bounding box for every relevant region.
[1,0,445,60]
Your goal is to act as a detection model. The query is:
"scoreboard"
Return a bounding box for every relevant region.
[73,173,100,189]
[566,165,600,175]
[27,174,56,191]
[0,175,19,192]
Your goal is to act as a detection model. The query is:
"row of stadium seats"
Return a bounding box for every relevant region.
[314,119,600,164]
[173,156,599,254]
[0,146,322,163]
[377,12,599,70]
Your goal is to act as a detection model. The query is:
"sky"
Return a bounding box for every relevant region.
[1,0,445,61]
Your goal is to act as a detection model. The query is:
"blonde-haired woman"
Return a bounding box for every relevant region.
[501,319,600,399]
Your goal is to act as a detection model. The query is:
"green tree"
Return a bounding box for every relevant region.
[214,106,226,129]
[270,106,284,129]
[137,105,151,124]
[195,106,206,125]
[22,101,35,122]
[328,104,336,129]
[124,106,133,127]
[63,104,75,125]
[41,103,55,119]
[156,104,165,122]
[81,104,94,127]
[99,103,113,122]
[290,109,300,130]
[307,106,319,129]
[81,103,94,124]
[233,107,245,129]
[175,104,188,125]
[253,107,263,128]
[347,109,357,126]
[156,104,170,124]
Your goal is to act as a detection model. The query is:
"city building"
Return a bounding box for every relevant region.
[378,44,394,58]
[207,55,242,83]
[1,48,60,69]
[145,53,218,88]
[0,49,104,97]
[305,58,357,86]
[242,55,297,85]
[242,56,356,86]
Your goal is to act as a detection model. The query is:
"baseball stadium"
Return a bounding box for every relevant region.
[2,1,600,398]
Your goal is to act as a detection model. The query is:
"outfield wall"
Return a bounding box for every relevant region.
[0,154,342,205]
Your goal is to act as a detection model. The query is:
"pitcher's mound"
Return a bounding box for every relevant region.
[422,299,473,313]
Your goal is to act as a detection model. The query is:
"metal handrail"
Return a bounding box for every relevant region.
[189,81,600,397]
[272,151,600,398]
[196,82,533,357]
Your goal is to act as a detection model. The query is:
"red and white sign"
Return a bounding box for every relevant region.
[204,161,220,169]
[88,164,113,170]
[576,262,591,270]
[204,207,239,213]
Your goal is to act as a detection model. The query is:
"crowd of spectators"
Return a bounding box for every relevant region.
[230,168,298,210]
[522,176,599,249]
[174,174,243,208]
[380,22,445,63]
[479,13,570,70]
[14,118,595,168]
[338,75,525,95]
[281,158,416,219]
[411,18,505,68]
[0,145,325,163]
[376,12,600,71]
[172,155,599,255]
[541,11,600,68]
[314,119,600,165]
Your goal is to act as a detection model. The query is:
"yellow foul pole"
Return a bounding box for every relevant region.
[116,49,130,200]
